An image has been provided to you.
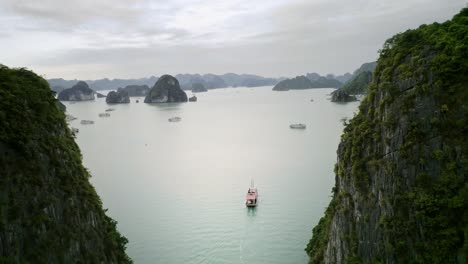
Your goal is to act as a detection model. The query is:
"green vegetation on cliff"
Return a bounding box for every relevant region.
[307,8,467,263]
[0,66,132,263]
[339,71,373,95]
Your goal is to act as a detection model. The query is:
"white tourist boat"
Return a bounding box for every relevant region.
[290,123,306,129]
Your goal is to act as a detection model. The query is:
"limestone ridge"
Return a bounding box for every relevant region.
[306,9,467,263]
[57,81,95,101]
[144,74,188,103]
[330,89,357,103]
[273,76,313,91]
[273,75,343,91]
[191,82,207,93]
[120,85,150,97]
[0,66,131,263]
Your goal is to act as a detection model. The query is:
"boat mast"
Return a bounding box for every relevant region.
[251,179,254,188]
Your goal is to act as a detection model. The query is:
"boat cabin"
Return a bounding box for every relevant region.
[246,188,258,207]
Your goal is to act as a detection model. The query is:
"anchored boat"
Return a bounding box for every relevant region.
[290,123,306,129]
[168,117,181,122]
[245,180,258,207]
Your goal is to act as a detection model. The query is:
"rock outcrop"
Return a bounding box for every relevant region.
[106,89,130,104]
[306,9,467,264]
[330,89,357,102]
[308,76,343,88]
[0,65,131,263]
[273,76,313,91]
[57,81,95,101]
[273,75,342,91]
[191,82,207,93]
[120,85,150,96]
[96,92,106,98]
[189,95,197,102]
[144,75,188,103]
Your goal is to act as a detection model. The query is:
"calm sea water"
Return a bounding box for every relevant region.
[64,86,358,264]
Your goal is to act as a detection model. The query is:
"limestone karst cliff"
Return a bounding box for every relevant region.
[57,81,95,101]
[0,66,131,263]
[144,74,188,103]
[306,9,467,264]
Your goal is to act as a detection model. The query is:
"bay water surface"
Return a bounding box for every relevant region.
[64,86,359,263]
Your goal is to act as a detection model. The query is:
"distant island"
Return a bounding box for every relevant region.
[106,89,130,104]
[191,82,207,93]
[57,81,95,101]
[48,71,366,94]
[273,75,343,91]
[144,74,188,103]
[48,73,281,92]
[119,85,150,96]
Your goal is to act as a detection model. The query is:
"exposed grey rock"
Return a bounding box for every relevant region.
[330,89,357,102]
[57,81,95,101]
[106,89,130,104]
[144,75,188,103]
[189,95,197,102]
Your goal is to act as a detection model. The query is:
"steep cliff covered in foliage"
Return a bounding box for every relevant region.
[339,71,373,95]
[0,66,131,263]
[306,9,467,263]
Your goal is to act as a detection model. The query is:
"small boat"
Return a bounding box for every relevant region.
[290,123,306,129]
[245,180,258,207]
[80,120,94,125]
[310,99,314,102]
[168,117,181,122]
[71,127,79,133]
[105,108,115,112]
[98,113,110,117]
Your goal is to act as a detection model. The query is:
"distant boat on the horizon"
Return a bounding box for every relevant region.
[168,117,181,122]
[290,123,306,129]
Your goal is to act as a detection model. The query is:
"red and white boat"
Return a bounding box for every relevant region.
[245,180,258,207]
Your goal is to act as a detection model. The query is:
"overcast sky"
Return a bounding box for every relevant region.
[0,0,465,79]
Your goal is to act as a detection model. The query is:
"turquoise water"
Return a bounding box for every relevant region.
[64,87,358,263]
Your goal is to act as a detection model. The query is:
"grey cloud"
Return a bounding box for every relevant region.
[0,0,466,79]
[3,0,144,25]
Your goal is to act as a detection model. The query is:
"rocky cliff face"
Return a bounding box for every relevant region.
[306,9,467,264]
[106,89,130,104]
[0,66,131,263]
[144,75,188,103]
[57,81,95,101]
[338,71,373,95]
[330,89,357,103]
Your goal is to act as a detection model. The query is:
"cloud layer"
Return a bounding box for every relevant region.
[0,0,465,79]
